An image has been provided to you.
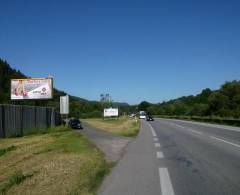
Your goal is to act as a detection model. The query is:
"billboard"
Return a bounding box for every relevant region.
[11,78,53,100]
[60,95,69,114]
[104,108,119,117]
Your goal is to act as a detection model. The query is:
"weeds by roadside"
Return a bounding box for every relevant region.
[0,126,110,195]
[83,117,140,137]
[0,145,17,157]
[0,170,34,195]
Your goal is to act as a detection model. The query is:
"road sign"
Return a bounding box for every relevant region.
[60,95,69,114]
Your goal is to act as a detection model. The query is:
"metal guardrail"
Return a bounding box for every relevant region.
[0,104,61,138]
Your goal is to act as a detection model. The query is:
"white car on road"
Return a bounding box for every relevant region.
[139,111,146,119]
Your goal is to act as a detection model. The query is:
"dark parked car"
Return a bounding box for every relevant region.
[68,118,83,129]
[146,115,154,121]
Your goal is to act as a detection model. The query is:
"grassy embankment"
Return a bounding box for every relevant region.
[83,117,140,137]
[155,115,240,127]
[0,126,110,195]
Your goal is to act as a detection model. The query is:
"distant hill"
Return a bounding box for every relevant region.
[69,95,89,102]
[138,81,240,118]
[112,102,129,107]
[0,59,26,102]
[0,58,67,108]
[0,58,132,118]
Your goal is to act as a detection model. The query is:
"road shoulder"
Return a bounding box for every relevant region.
[79,123,132,162]
[98,120,161,195]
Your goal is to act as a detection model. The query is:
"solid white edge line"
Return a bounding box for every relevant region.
[149,123,157,137]
[155,143,161,147]
[173,123,203,135]
[175,124,184,128]
[159,167,175,195]
[210,136,240,148]
[186,128,203,135]
[161,118,240,133]
[157,151,164,158]
[154,137,159,141]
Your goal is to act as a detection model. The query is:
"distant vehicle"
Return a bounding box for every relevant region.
[68,118,83,129]
[139,111,146,119]
[146,115,154,121]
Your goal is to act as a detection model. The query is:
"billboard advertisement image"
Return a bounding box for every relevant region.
[104,108,119,117]
[11,78,53,100]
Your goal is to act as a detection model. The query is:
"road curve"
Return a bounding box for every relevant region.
[98,119,240,195]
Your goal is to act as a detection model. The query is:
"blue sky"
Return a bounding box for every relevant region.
[0,0,240,104]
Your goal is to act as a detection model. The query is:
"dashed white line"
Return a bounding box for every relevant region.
[156,151,164,159]
[159,168,175,195]
[149,123,157,137]
[154,137,159,141]
[210,136,240,148]
[155,143,161,147]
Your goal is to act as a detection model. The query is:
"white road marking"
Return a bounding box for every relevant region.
[159,168,175,195]
[173,123,203,135]
[157,151,164,158]
[210,136,240,148]
[154,137,159,141]
[162,118,240,133]
[175,124,184,128]
[149,123,157,137]
[186,128,203,135]
[155,143,161,147]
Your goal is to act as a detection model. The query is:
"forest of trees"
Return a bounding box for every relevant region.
[0,59,132,118]
[138,80,240,118]
[1,58,239,119]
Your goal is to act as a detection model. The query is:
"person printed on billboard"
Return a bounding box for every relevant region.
[14,80,27,97]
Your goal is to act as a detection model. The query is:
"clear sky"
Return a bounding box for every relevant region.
[0,0,240,104]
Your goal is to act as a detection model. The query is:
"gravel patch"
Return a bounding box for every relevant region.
[78,123,132,162]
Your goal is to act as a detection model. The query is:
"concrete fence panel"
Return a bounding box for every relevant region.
[0,104,61,138]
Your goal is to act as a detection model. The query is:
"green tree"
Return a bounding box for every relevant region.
[208,92,229,116]
[138,101,151,111]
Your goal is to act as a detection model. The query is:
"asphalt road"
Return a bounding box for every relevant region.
[99,118,240,195]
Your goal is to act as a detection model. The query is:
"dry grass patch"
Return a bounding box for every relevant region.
[0,127,109,195]
[83,117,140,137]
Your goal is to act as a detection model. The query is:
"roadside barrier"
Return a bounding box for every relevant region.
[0,104,61,138]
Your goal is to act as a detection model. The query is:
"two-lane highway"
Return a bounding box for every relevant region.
[99,118,240,195]
[151,118,240,195]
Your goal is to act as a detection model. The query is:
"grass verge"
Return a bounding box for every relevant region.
[83,117,140,137]
[0,126,110,195]
[0,170,34,194]
[0,145,17,157]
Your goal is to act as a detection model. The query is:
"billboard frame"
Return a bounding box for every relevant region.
[10,77,54,101]
[103,108,119,118]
